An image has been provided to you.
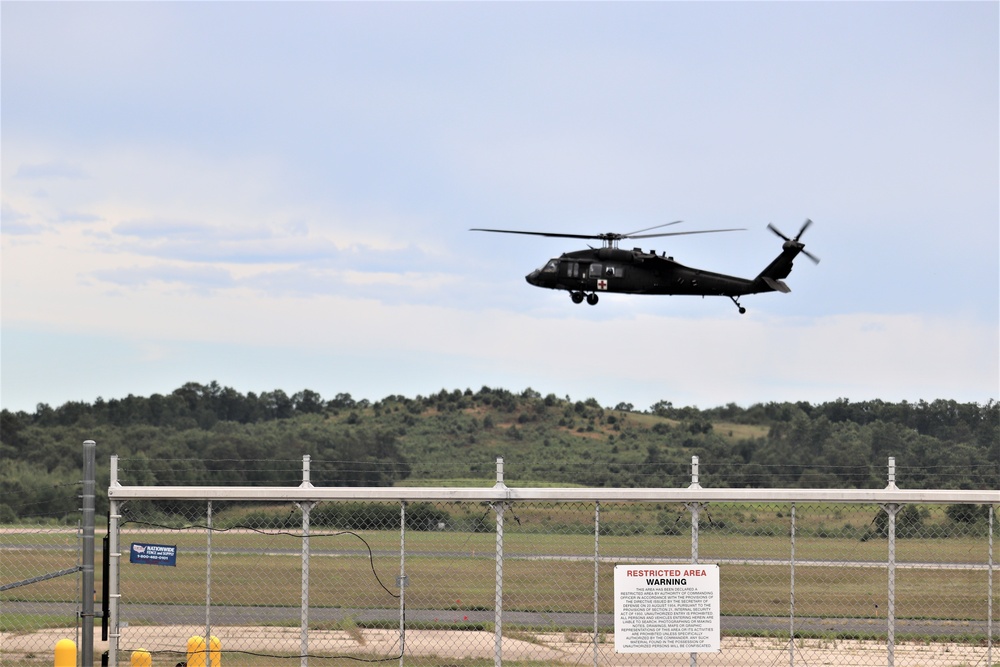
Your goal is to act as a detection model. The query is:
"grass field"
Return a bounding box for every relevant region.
[4,527,995,626]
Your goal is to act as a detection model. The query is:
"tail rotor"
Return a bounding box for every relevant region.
[768,219,819,264]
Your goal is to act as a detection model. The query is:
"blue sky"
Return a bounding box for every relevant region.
[2,2,997,414]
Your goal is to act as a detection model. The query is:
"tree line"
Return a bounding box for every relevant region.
[1,382,996,522]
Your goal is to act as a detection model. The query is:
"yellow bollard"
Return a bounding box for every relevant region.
[131,649,152,667]
[187,636,206,667]
[209,635,221,666]
[54,639,76,667]
[187,635,221,667]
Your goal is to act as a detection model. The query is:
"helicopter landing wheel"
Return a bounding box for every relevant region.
[570,291,585,304]
[729,296,746,315]
[739,306,746,314]
[586,293,599,305]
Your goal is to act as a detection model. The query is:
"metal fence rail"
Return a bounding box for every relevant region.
[102,456,997,667]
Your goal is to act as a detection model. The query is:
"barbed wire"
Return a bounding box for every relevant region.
[106,455,1000,495]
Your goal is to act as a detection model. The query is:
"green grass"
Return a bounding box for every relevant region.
[713,422,770,441]
[395,478,498,487]
[5,530,994,623]
[0,614,77,633]
[395,478,588,488]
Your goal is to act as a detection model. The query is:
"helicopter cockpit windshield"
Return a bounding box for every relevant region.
[525,258,559,287]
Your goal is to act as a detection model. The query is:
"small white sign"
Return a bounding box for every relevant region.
[614,564,720,653]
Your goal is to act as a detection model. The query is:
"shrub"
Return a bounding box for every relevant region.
[945,503,990,525]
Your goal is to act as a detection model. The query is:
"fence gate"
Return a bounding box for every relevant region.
[1,440,99,666]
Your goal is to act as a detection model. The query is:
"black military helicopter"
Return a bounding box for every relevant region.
[471,219,818,314]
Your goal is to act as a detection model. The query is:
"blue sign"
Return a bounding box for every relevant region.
[130,542,177,566]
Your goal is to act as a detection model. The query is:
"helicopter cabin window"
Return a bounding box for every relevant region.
[542,259,559,273]
[560,261,581,278]
[590,264,623,278]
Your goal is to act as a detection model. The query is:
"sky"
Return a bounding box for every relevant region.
[2,2,997,415]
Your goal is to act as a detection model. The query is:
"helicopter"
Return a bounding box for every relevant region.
[470,219,818,314]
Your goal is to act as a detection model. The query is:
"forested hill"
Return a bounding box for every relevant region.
[1,382,997,521]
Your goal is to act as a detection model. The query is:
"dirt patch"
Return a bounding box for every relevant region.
[1,626,992,666]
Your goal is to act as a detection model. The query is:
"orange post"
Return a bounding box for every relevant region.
[131,649,152,667]
[210,635,221,665]
[187,635,221,667]
[186,636,206,667]
[54,639,76,667]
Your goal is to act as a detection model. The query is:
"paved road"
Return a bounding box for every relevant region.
[5,542,992,571]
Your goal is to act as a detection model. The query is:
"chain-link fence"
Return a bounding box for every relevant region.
[103,497,998,667]
[3,455,997,667]
[103,456,996,667]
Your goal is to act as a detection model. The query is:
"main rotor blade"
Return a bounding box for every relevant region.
[471,224,746,242]
[628,228,745,239]
[469,228,608,241]
[622,220,684,237]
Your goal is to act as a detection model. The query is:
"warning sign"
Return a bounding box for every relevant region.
[614,564,720,653]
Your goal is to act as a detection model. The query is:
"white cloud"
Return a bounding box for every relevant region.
[2,1,996,412]
[14,161,88,180]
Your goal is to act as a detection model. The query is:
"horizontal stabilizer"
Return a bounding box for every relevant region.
[762,277,791,293]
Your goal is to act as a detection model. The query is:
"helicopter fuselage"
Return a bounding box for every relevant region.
[526,246,795,299]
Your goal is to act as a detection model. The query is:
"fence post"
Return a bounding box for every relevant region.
[885,502,897,667]
[298,454,314,667]
[82,440,96,666]
[205,500,213,667]
[108,455,121,666]
[989,504,994,667]
[592,501,600,667]
[687,457,703,667]
[493,456,506,667]
[789,503,796,667]
[398,502,408,667]
[884,457,899,667]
